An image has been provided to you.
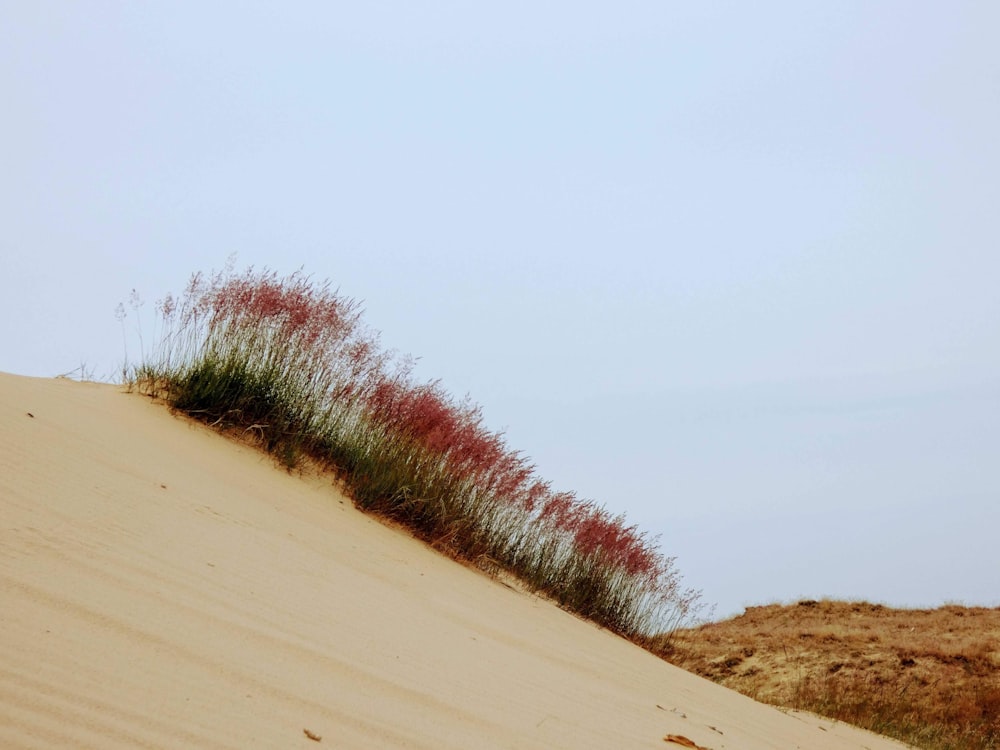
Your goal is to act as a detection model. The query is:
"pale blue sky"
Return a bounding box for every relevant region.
[3,3,998,618]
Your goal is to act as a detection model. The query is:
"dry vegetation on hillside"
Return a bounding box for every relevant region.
[655,600,1000,750]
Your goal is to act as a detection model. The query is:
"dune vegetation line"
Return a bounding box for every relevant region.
[121,265,702,641]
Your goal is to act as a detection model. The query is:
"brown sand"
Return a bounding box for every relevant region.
[0,372,913,749]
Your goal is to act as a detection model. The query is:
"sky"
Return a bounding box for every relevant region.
[2,2,998,619]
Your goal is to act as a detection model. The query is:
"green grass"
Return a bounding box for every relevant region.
[124,266,703,641]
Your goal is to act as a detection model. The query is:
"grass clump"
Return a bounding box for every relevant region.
[126,265,701,641]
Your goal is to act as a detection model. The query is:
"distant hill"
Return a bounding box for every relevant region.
[656,600,1000,750]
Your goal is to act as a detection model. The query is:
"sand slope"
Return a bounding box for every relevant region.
[0,373,912,750]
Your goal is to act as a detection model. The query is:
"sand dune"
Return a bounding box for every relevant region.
[1,372,911,749]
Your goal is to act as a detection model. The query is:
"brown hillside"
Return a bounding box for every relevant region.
[656,600,1000,750]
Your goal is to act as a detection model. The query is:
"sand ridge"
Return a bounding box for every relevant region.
[1,372,913,749]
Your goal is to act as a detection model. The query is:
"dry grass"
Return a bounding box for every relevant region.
[655,600,1000,750]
